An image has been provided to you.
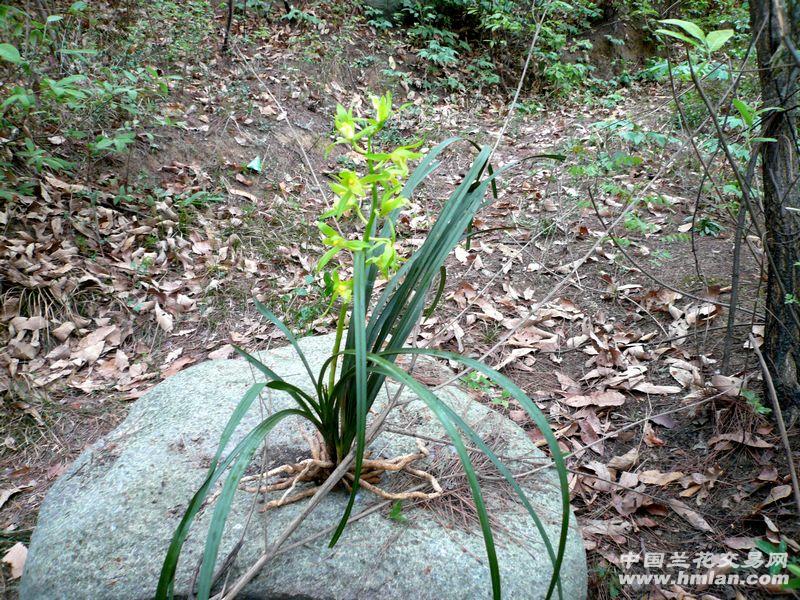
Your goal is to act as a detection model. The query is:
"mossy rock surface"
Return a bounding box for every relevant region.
[21,334,587,599]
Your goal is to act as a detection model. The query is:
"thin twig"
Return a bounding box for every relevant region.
[749,334,800,516]
[501,392,725,480]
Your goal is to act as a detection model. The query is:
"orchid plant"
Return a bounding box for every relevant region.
[158,92,569,600]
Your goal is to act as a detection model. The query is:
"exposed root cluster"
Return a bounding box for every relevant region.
[240,431,443,512]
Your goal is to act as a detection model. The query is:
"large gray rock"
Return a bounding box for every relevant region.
[21,334,587,599]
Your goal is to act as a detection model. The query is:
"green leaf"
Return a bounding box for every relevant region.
[732,98,754,128]
[330,250,369,546]
[246,155,263,173]
[253,299,317,390]
[0,43,22,64]
[655,29,699,47]
[196,409,304,598]
[233,345,321,425]
[659,18,706,42]
[388,500,407,522]
[755,539,781,554]
[422,265,447,319]
[377,348,568,600]
[156,376,302,600]
[705,29,734,52]
[60,48,99,56]
[365,356,501,599]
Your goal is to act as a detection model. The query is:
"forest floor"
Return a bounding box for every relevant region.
[2,4,798,598]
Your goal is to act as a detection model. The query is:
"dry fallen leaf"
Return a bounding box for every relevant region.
[608,447,639,470]
[669,498,713,532]
[582,518,632,543]
[583,461,615,492]
[643,422,665,447]
[708,431,772,449]
[555,371,581,394]
[631,382,681,395]
[639,470,684,486]
[618,471,639,488]
[723,537,756,550]
[208,344,235,360]
[710,374,743,397]
[2,542,27,579]
[757,484,792,510]
[0,486,21,511]
[563,390,625,408]
[154,302,174,333]
[161,356,197,378]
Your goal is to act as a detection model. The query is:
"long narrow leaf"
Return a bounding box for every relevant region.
[252,299,317,389]
[234,345,321,419]
[330,250,369,546]
[196,408,304,598]
[365,355,501,598]
[381,347,569,600]
[157,403,303,598]
[156,382,265,598]
[422,265,447,320]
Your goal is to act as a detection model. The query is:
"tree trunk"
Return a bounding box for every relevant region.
[749,0,800,413]
[222,0,234,52]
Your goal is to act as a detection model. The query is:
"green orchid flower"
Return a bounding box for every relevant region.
[365,143,423,179]
[367,237,400,277]
[324,170,369,219]
[388,146,423,177]
[323,268,353,306]
[317,222,369,271]
[334,104,357,141]
[371,91,392,125]
[379,189,408,217]
[331,169,366,198]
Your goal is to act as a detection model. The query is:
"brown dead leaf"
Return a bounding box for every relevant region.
[757,484,792,510]
[708,431,772,449]
[208,344,235,360]
[154,302,174,333]
[52,321,76,341]
[643,422,665,447]
[161,355,196,378]
[0,486,22,511]
[710,374,743,397]
[564,390,625,408]
[229,187,258,202]
[667,358,702,388]
[582,518,632,543]
[631,381,681,395]
[668,499,713,531]
[723,537,756,550]
[555,371,581,395]
[757,466,778,481]
[495,347,535,370]
[2,542,27,579]
[584,461,615,492]
[608,448,639,470]
[639,470,685,486]
[473,297,504,322]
